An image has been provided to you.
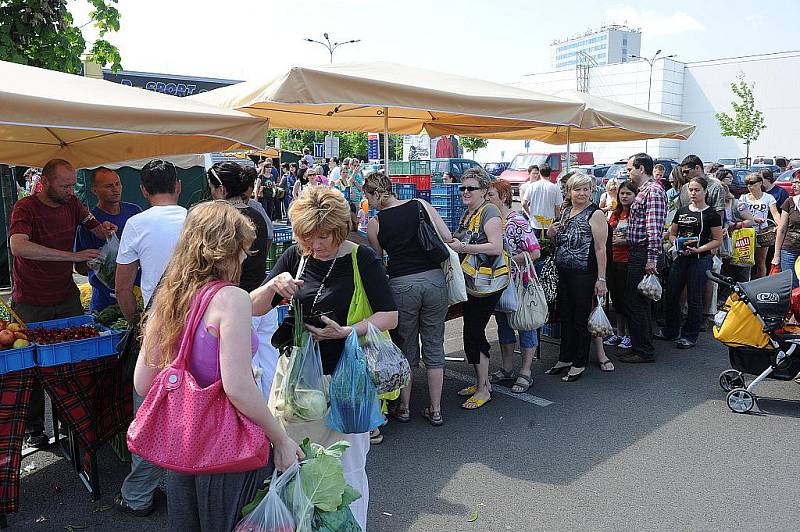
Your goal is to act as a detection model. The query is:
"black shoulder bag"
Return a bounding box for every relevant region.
[415,200,450,263]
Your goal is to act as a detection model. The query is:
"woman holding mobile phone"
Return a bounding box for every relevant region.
[656,176,723,349]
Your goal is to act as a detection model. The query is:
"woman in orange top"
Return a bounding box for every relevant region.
[604,179,639,351]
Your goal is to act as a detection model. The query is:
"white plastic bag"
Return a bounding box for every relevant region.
[362,322,410,394]
[276,335,329,423]
[86,234,120,289]
[234,462,312,532]
[637,273,663,301]
[587,297,614,338]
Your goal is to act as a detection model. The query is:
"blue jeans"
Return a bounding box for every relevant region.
[781,250,800,289]
[664,254,712,342]
[494,311,539,348]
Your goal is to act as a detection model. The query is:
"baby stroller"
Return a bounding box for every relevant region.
[708,269,800,413]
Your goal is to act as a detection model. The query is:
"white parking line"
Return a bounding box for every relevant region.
[444,369,554,407]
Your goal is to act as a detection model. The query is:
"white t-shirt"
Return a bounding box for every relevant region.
[524,179,563,229]
[743,193,776,230]
[329,166,341,183]
[117,205,187,305]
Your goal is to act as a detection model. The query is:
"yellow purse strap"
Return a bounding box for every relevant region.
[467,203,488,234]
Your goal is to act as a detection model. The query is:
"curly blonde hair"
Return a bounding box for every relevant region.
[289,186,351,255]
[142,201,256,368]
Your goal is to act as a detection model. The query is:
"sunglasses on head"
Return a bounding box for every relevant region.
[459,185,483,192]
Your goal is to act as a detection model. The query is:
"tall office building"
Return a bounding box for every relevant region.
[551,25,641,70]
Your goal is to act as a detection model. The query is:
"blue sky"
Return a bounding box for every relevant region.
[70,0,798,83]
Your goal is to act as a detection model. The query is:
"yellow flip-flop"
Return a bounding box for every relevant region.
[461,395,491,410]
[457,385,477,397]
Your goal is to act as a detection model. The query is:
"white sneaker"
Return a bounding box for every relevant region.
[619,336,632,349]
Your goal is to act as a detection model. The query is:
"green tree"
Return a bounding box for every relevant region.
[460,136,489,159]
[0,0,123,74]
[714,73,766,164]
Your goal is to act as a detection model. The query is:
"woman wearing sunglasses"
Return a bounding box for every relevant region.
[771,174,800,288]
[742,173,780,279]
[448,168,504,410]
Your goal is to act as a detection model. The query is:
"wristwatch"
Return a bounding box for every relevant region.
[597,277,606,282]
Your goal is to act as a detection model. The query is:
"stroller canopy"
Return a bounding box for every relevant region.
[739,270,792,322]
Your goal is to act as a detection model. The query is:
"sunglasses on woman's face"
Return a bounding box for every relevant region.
[459,185,482,193]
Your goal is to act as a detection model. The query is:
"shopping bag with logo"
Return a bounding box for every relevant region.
[731,227,756,266]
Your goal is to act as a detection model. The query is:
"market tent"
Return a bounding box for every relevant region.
[0,60,269,168]
[189,61,585,136]
[423,89,696,142]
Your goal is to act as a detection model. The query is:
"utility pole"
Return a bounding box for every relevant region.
[304,33,361,64]
[629,50,676,153]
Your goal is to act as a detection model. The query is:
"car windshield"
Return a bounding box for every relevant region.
[433,161,451,173]
[604,162,629,181]
[508,154,548,171]
[718,159,736,165]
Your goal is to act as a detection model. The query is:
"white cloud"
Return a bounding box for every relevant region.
[605,6,704,37]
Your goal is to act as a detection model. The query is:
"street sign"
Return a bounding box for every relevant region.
[274,137,281,150]
[313,143,325,158]
[367,133,380,161]
[324,135,340,158]
[524,139,530,149]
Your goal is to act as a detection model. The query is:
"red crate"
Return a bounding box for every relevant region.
[410,174,431,190]
[390,175,413,184]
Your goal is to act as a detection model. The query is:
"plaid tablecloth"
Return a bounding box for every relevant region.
[0,358,132,514]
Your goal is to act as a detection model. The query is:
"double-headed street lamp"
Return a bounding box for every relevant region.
[304,33,361,63]
[629,50,676,152]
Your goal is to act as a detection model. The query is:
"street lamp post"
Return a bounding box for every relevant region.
[304,33,361,64]
[629,50,676,153]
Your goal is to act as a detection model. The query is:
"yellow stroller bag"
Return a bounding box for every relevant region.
[713,294,772,349]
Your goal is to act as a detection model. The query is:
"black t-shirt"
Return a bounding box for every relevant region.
[267,244,396,374]
[674,206,721,257]
[377,200,442,278]
[238,206,270,292]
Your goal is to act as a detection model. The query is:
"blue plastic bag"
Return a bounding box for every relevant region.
[326,329,384,434]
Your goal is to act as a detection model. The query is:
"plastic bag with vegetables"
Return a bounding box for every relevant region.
[361,323,410,394]
[86,234,120,290]
[587,297,614,338]
[637,273,663,301]
[326,329,384,434]
[234,461,312,532]
[274,333,329,423]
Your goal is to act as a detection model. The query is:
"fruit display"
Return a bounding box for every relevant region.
[27,325,101,345]
[0,320,30,349]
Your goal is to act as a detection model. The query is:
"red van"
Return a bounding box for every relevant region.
[500,152,594,194]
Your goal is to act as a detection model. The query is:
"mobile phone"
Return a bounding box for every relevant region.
[304,311,335,329]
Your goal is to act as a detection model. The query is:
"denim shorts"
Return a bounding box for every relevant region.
[494,311,539,348]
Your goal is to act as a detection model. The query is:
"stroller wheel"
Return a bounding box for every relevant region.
[727,388,755,414]
[719,370,745,392]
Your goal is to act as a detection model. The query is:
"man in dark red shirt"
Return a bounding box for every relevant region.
[9,158,116,447]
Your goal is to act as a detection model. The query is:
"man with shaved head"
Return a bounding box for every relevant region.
[75,167,142,312]
[9,158,117,447]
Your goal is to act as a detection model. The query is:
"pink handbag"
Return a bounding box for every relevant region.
[127,281,270,474]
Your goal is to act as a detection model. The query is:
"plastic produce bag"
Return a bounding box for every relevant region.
[326,329,384,434]
[587,297,614,338]
[637,273,663,301]
[235,462,312,532]
[275,333,329,423]
[361,322,410,394]
[86,234,120,289]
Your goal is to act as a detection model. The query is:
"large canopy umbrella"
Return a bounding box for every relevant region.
[190,61,586,165]
[0,60,269,168]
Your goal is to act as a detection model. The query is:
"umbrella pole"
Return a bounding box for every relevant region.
[565,127,571,173]
[383,106,390,176]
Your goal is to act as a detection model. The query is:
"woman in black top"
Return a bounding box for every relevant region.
[365,172,453,426]
[545,172,608,382]
[657,176,723,349]
[207,162,270,292]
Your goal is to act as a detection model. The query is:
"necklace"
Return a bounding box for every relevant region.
[296,254,339,313]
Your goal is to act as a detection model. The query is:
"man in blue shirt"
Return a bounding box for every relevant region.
[75,167,142,311]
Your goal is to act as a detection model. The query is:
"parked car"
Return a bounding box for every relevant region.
[752,156,775,165]
[727,167,750,198]
[499,151,594,194]
[431,158,482,182]
[774,168,800,196]
[604,158,677,191]
[717,158,738,168]
[749,164,782,177]
[575,164,611,181]
[484,162,510,177]
[789,159,800,169]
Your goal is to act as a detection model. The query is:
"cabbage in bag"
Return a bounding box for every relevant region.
[86,234,120,289]
[235,462,311,532]
[361,323,410,394]
[276,333,329,423]
[587,297,614,338]
[326,329,384,434]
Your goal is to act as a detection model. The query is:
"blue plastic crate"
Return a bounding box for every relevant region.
[391,183,417,200]
[0,345,36,375]
[272,225,294,243]
[416,190,431,203]
[30,315,119,367]
[431,183,461,197]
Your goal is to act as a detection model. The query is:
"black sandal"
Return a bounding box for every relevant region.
[545,364,571,375]
[421,407,443,427]
[489,368,517,384]
[511,374,533,393]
